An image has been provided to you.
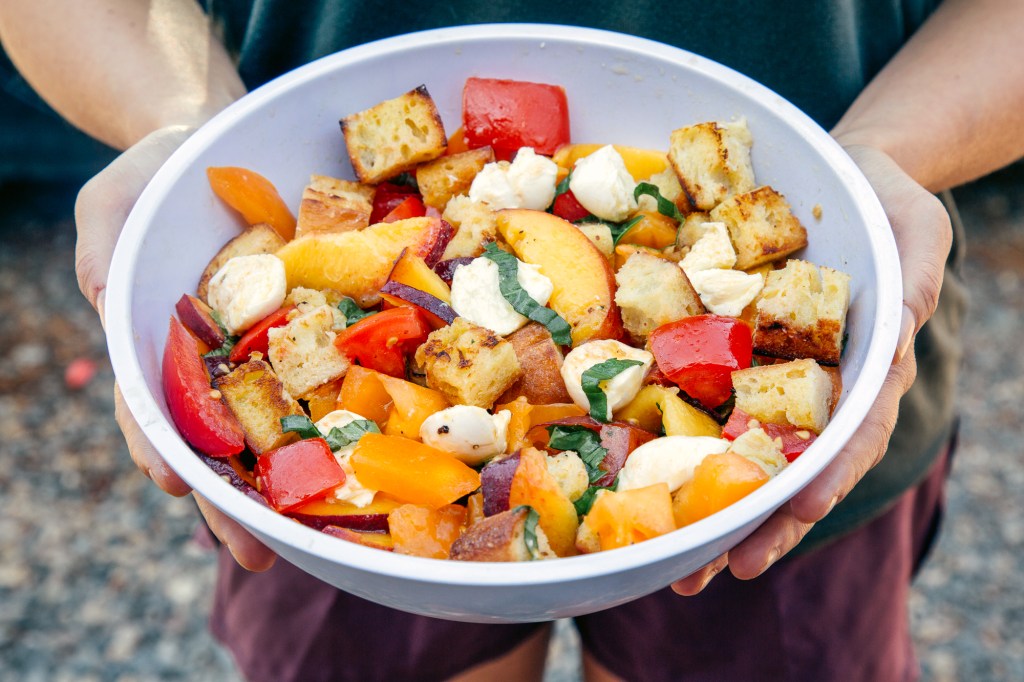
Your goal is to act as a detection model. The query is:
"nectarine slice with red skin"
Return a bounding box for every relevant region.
[495,209,623,346]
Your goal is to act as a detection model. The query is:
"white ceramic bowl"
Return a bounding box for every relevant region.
[106,24,900,623]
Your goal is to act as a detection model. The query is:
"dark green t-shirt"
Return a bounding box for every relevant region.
[204,0,966,552]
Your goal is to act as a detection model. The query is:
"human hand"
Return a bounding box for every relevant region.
[672,144,952,595]
[76,126,277,571]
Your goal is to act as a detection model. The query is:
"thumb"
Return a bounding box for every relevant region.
[75,125,196,322]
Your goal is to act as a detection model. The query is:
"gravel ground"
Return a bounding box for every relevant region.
[0,165,1022,681]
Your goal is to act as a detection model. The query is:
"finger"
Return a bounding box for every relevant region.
[114,382,191,497]
[842,146,952,363]
[75,125,195,320]
[671,553,729,596]
[727,503,815,580]
[193,492,277,572]
[789,349,918,525]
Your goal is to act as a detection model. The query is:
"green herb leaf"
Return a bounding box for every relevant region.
[581,358,645,422]
[634,182,685,222]
[280,414,322,440]
[201,309,238,358]
[324,419,381,451]
[337,297,375,326]
[554,171,572,199]
[517,505,542,560]
[608,215,645,245]
[389,172,419,191]
[547,425,609,484]
[481,243,572,345]
[712,391,736,423]
[573,485,615,516]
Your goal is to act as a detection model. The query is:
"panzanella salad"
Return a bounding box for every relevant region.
[163,77,850,560]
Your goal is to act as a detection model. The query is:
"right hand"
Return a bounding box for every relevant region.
[76,125,277,571]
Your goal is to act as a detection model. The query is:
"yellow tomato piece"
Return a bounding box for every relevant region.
[553,144,669,181]
[584,484,675,551]
[508,447,579,557]
[672,452,769,527]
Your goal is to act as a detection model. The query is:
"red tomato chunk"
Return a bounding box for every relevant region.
[648,315,753,410]
[162,317,245,457]
[255,438,347,512]
[333,306,431,377]
[462,77,571,161]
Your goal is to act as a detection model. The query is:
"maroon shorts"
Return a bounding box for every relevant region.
[209,448,950,682]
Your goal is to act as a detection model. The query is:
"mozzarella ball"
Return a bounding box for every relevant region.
[469,147,558,210]
[419,405,512,465]
[449,256,553,335]
[315,409,377,507]
[569,145,638,222]
[207,254,287,335]
[616,436,730,493]
[560,339,653,420]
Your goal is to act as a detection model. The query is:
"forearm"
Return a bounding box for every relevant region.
[0,0,245,150]
[832,0,1024,191]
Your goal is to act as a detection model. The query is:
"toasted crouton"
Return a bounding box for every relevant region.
[615,252,704,340]
[576,223,615,260]
[726,428,788,477]
[450,507,556,562]
[340,85,447,184]
[295,175,374,237]
[416,147,495,210]
[415,317,522,409]
[197,223,286,303]
[267,305,350,398]
[440,195,498,259]
[754,259,851,365]
[284,287,330,315]
[709,186,808,270]
[668,120,755,211]
[214,357,304,454]
[497,323,572,405]
[675,212,712,252]
[732,359,832,433]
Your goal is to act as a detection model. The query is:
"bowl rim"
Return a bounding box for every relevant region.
[106,23,901,588]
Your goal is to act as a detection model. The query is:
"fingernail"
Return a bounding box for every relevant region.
[698,566,721,592]
[826,495,839,515]
[759,548,781,576]
[894,304,915,363]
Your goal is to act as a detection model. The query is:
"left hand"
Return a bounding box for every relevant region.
[672,144,952,595]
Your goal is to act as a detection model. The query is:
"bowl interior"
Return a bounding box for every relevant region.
[106,24,899,621]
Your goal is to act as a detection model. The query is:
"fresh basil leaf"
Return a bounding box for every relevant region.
[202,310,238,358]
[547,425,609,484]
[337,297,374,326]
[554,171,572,199]
[280,415,322,440]
[389,172,419,191]
[325,419,381,451]
[573,485,612,516]
[713,392,737,423]
[581,358,645,422]
[519,505,542,560]
[481,243,573,345]
[634,182,685,222]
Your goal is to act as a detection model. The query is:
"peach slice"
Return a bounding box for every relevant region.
[275,216,446,306]
[508,447,579,557]
[496,209,623,346]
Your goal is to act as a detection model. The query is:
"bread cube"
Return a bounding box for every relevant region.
[614,252,704,340]
[416,147,495,210]
[576,223,614,259]
[635,167,686,213]
[440,195,498,259]
[754,259,851,365]
[726,428,787,477]
[295,175,373,237]
[732,359,832,434]
[415,317,522,409]
[340,85,447,184]
[214,358,304,454]
[197,223,286,303]
[709,186,808,270]
[668,120,755,211]
[450,507,556,561]
[267,305,350,398]
[675,212,712,252]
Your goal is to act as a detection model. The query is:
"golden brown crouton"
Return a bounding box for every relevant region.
[415,318,522,409]
[497,323,572,405]
[295,175,374,237]
[340,85,447,184]
[440,195,498,259]
[754,259,851,365]
[636,167,687,214]
[668,120,755,211]
[267,305,350,398]
[575,223,615,260]
[675,212,712,252]
[732,359,832,434]
[710,186,808,270]
[450,507,556,562]
[614,252,705,340]
[197,223,286,303]
[214,357,304,454]
[416,147,495,210]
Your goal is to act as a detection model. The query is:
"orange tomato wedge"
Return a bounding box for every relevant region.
[207,166,296,240]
